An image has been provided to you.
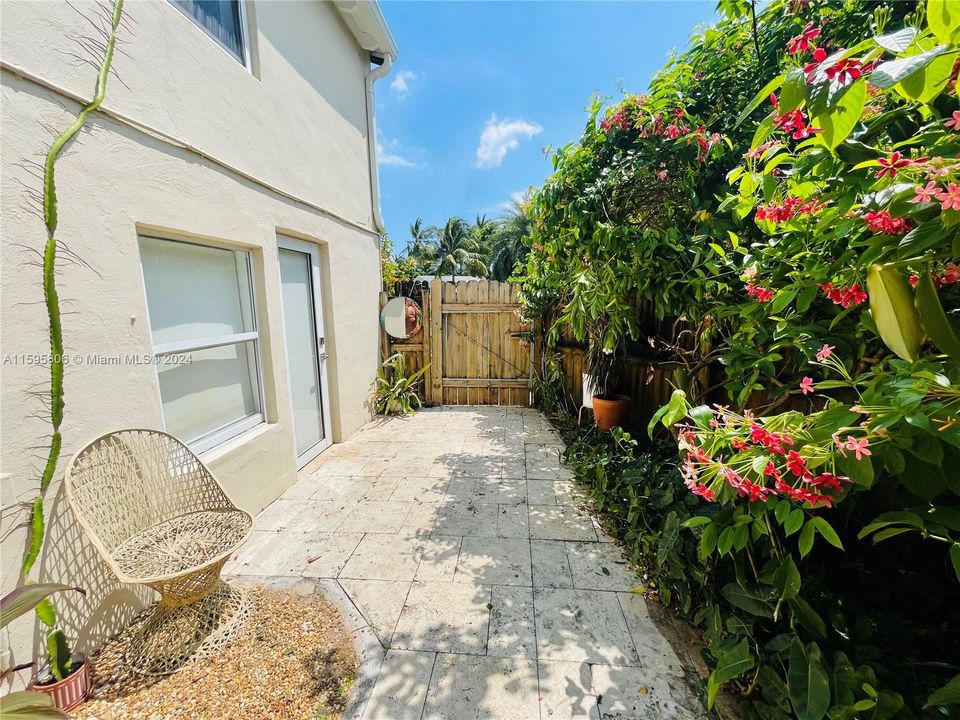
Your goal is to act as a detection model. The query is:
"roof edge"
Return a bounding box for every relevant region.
[332,0,398,61]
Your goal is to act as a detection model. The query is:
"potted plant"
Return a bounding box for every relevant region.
[1,583,86,717]
[28,626,90,711]
[374,353,430,416]
[586,338,630,429]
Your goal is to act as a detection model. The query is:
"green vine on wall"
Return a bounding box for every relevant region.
[18,0,124,680]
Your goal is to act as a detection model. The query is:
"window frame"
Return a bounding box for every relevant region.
[169,0,252,70]
[138,234,266,455]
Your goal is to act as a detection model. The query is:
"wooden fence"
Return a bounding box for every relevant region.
[381,279,532,407]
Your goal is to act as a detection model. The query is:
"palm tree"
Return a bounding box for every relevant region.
[471,214,497,254]
[407,218,432,260]
[422,217,487,281]
[488,203,532,281]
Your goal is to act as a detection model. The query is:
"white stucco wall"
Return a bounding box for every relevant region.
[0,0,385,678]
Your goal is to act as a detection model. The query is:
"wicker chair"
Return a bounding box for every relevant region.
[64,429,254,674]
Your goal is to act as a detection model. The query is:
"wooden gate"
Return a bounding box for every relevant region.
[382,278,531,407]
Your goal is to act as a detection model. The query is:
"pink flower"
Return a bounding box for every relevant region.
[832,433,847,455]
[937,183,960,211]
[825,57,864,85]
[816,344,835,362]
[787,22,821,55]
[743,266,757,279]
[946,111,960,130]
[875,152,912,179]
[690,483,716,501]
[800,377,815,395]
[844,436,871,460]
[786,450,808,477]
[913,181,940,203]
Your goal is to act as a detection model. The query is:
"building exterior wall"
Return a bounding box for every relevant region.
[0,0,385,677]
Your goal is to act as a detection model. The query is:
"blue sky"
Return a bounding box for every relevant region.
[376,1,719,251]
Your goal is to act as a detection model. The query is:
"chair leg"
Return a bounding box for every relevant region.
[125,581,252,676]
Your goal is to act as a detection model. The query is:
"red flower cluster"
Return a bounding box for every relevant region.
[909,263,960,288]
[787,22,821,55]
[749,423,794,455]
[755,195,824,223]
[825,58,864,84]
[745,283,776,302]
[680,419,846,507]
[875,151,915,179]
[819,282,868,308]
[744,139,783,160]
[600,110,633,132]
[862,209,912,235]
[772,108,819,140]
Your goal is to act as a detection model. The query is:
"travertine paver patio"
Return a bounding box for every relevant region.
[225,407,708,720]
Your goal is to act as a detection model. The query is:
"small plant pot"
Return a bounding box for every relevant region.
[593,394,630,430]
[29,656,90,711]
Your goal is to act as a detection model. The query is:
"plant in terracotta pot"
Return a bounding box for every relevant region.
[1,583,86,718]
[585,335,630,430]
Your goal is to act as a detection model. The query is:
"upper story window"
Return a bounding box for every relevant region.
[171,0,247,65]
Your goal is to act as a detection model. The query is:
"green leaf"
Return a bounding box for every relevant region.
[898,217,946,257]
[682,516,712,528]
[870,46,952,89]
[928,0,960,45]
[788,640,831,720]
[708,638,755,708]
[897,51,957,102]
[773,555,801,601]
[858,511,925,540]
[875,27,919,54]
[0,691,69,720]
[771,289,797,314]
[832,652,857,707]
[837,451,874,488]
[0,583,78,629]
[736,74,784,128]
[867,263,924,362]
[721,583,774,617]
[799,521,815,558]
[949,544,960,583]
[785,508,805,536]
[817,80,866,149]
[915,269,960,360]
[925,673,960,708]
[789,597,827,639]
[811,517,843,550]
[779,68,807,114]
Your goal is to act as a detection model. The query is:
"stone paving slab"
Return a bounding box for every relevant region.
[234,407,708,719]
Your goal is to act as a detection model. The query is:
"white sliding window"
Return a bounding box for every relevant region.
[139,236,264,453]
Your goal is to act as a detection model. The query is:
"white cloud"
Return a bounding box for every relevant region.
[390,70,416,98]
[498,190,528,211]
[377,139,423,169]
[475,116,543,169]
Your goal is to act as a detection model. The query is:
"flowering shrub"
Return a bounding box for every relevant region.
[523,0,960,717]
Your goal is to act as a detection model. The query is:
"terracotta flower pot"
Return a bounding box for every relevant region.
[29,656,90,711]
[593,394,630,430]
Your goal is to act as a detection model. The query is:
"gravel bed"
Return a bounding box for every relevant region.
[74,587,356,720]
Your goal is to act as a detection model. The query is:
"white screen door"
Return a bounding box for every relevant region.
[278,238,331,466]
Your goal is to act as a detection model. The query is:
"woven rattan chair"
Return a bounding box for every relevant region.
[64,429,254,674]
